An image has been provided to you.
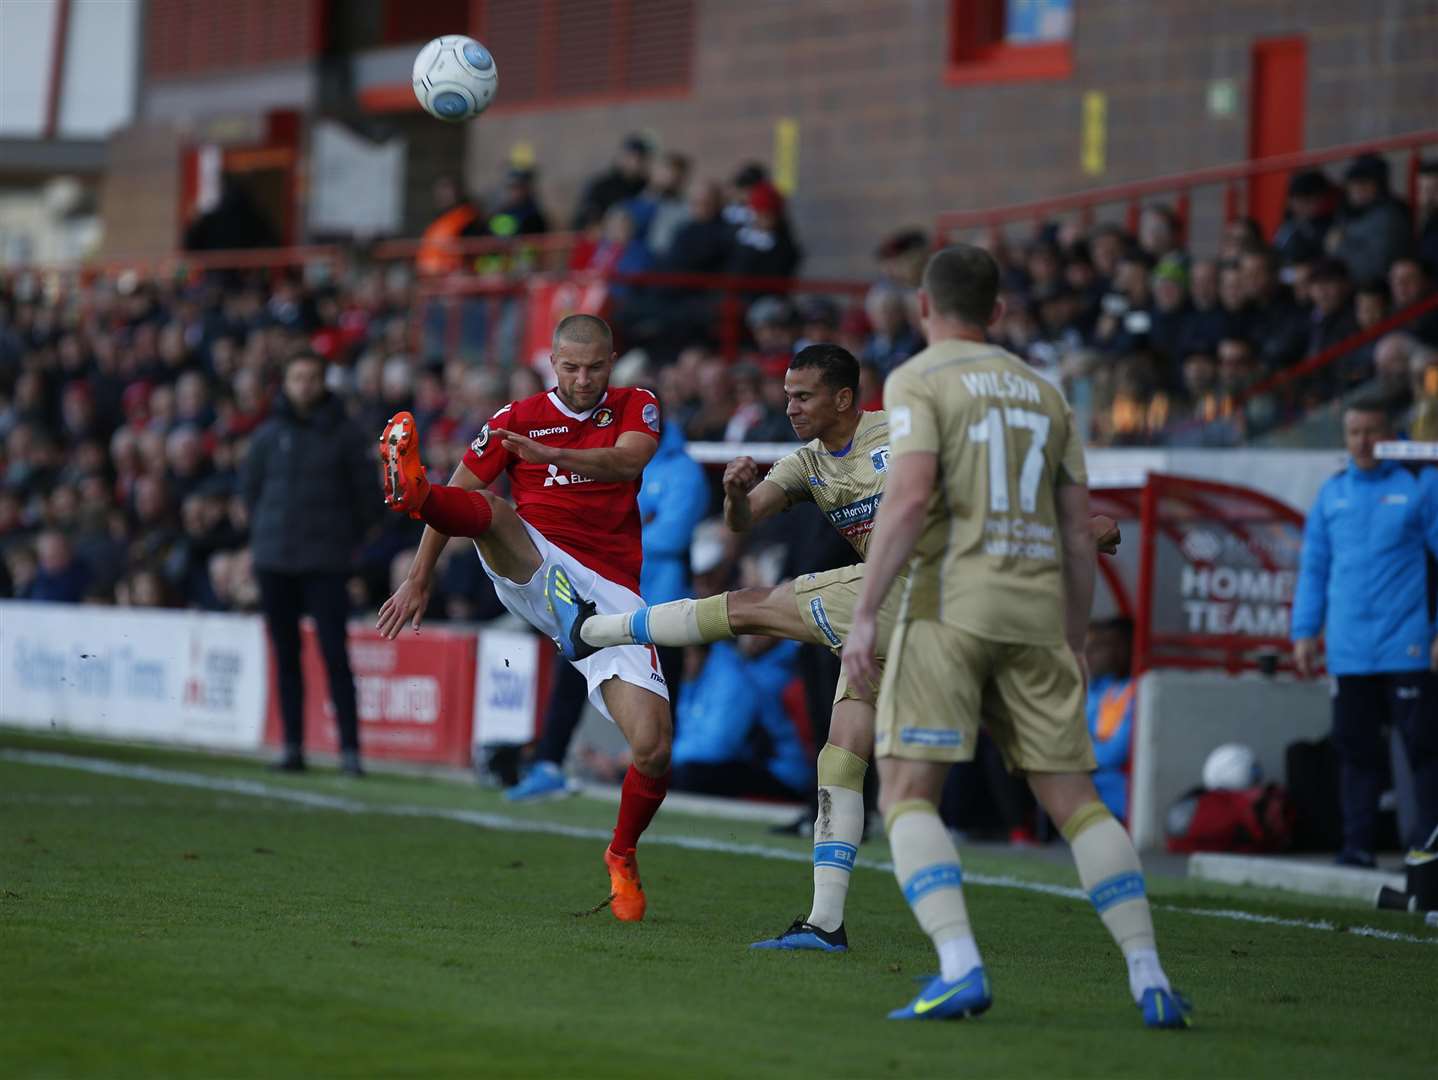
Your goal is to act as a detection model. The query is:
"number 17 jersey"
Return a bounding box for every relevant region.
[884,339,1088,646]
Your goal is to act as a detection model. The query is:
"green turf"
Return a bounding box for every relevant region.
[3,733,1435,1079]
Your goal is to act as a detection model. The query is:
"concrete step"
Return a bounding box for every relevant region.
[1188,852,1404,904]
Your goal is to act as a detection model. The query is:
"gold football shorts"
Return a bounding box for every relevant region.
[875,620,1095,773]
[792,565,907,705]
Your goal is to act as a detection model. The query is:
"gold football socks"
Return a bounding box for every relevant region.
[580,594,734,648]
[1061,801,1171,1002]
[807,744,868,932]
[885,799,982,980]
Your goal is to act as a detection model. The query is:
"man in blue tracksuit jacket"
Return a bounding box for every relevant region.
[671,638,814,800]
[638,417,710,695]
[1291,402,1438,864]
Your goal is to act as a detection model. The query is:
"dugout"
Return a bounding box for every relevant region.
[1089,471,1332,850]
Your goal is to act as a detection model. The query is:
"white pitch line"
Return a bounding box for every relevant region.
[5,748,1435,947]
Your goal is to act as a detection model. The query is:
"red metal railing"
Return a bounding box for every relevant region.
[2,245,349,285]
[370,231,582,270]
[1108,290,1438,447]
[1234,291,1438,410]
[935,128,1438,244]
[414,269,871,363]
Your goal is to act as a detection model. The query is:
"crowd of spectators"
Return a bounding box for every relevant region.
[421,138,1438,450]
[977,153,1438,446]
[5,148,1438,620]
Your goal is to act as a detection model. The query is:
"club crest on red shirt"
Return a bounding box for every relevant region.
[592,407,614,428]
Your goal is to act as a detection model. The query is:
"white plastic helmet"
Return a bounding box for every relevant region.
[1202,743,1262,791]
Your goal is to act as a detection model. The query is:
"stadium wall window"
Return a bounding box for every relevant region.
[474,0,694,110]
[947,0,1074,85]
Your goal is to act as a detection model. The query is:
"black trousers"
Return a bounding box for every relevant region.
[1332,672,1438,853]
[535,646,682,765]
[257,569,360,755]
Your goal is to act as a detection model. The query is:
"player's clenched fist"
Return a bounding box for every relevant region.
[1090,514,1121,555]
[723,456,760,496]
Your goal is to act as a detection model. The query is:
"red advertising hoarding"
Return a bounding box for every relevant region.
[263,622,477,766]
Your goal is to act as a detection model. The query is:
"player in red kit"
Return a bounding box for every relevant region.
[376,314,669,922]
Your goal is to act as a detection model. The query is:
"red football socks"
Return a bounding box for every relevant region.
[418,485,493,538]
[611,765,670,855]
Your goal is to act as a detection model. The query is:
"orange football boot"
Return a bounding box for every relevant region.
[604,845,646,922]
[379,411,430,518]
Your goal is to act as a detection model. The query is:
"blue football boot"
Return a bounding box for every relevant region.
[504,761,572,802]
[888,967,992,1021]
[750,918,849,953]
[1139,987,1192,1029]
[546,566,599,661]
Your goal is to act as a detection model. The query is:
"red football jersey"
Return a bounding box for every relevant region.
[462,386,661,592]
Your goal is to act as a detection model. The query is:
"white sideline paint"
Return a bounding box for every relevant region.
[6,749,1435,948]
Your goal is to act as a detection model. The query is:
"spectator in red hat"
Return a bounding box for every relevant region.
[723,162,768,229]
[727,181,801,282]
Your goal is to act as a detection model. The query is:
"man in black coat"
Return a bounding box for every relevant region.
[571,134,650,230]
[242,352,380,774]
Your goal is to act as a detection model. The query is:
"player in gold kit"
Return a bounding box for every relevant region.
[842,244,1188,1026]
[548,342,1119,953]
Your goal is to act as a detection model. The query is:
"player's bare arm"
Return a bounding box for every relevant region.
[501,429,658,483]
[723,456,787,533]
[841,450,937,694]
[376,462,482,639]
[1057,481,1098,681]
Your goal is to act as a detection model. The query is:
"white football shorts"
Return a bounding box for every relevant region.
[476,518,669,723]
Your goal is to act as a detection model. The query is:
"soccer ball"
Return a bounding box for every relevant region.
[412,36,498,122]
[1201,743,1262,791]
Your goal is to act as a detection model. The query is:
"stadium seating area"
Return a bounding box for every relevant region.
[981,154,1438,447]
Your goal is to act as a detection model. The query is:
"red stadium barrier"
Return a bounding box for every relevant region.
[935,128,1438,244]
[414,269,871,364]
[263,621,478,766]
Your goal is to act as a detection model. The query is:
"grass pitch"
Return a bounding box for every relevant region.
[2,732,1434,1079]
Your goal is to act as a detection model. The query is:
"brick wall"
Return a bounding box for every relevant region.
[463,0,1438,276]
[146,0,320,77]
[97,125,182,257]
